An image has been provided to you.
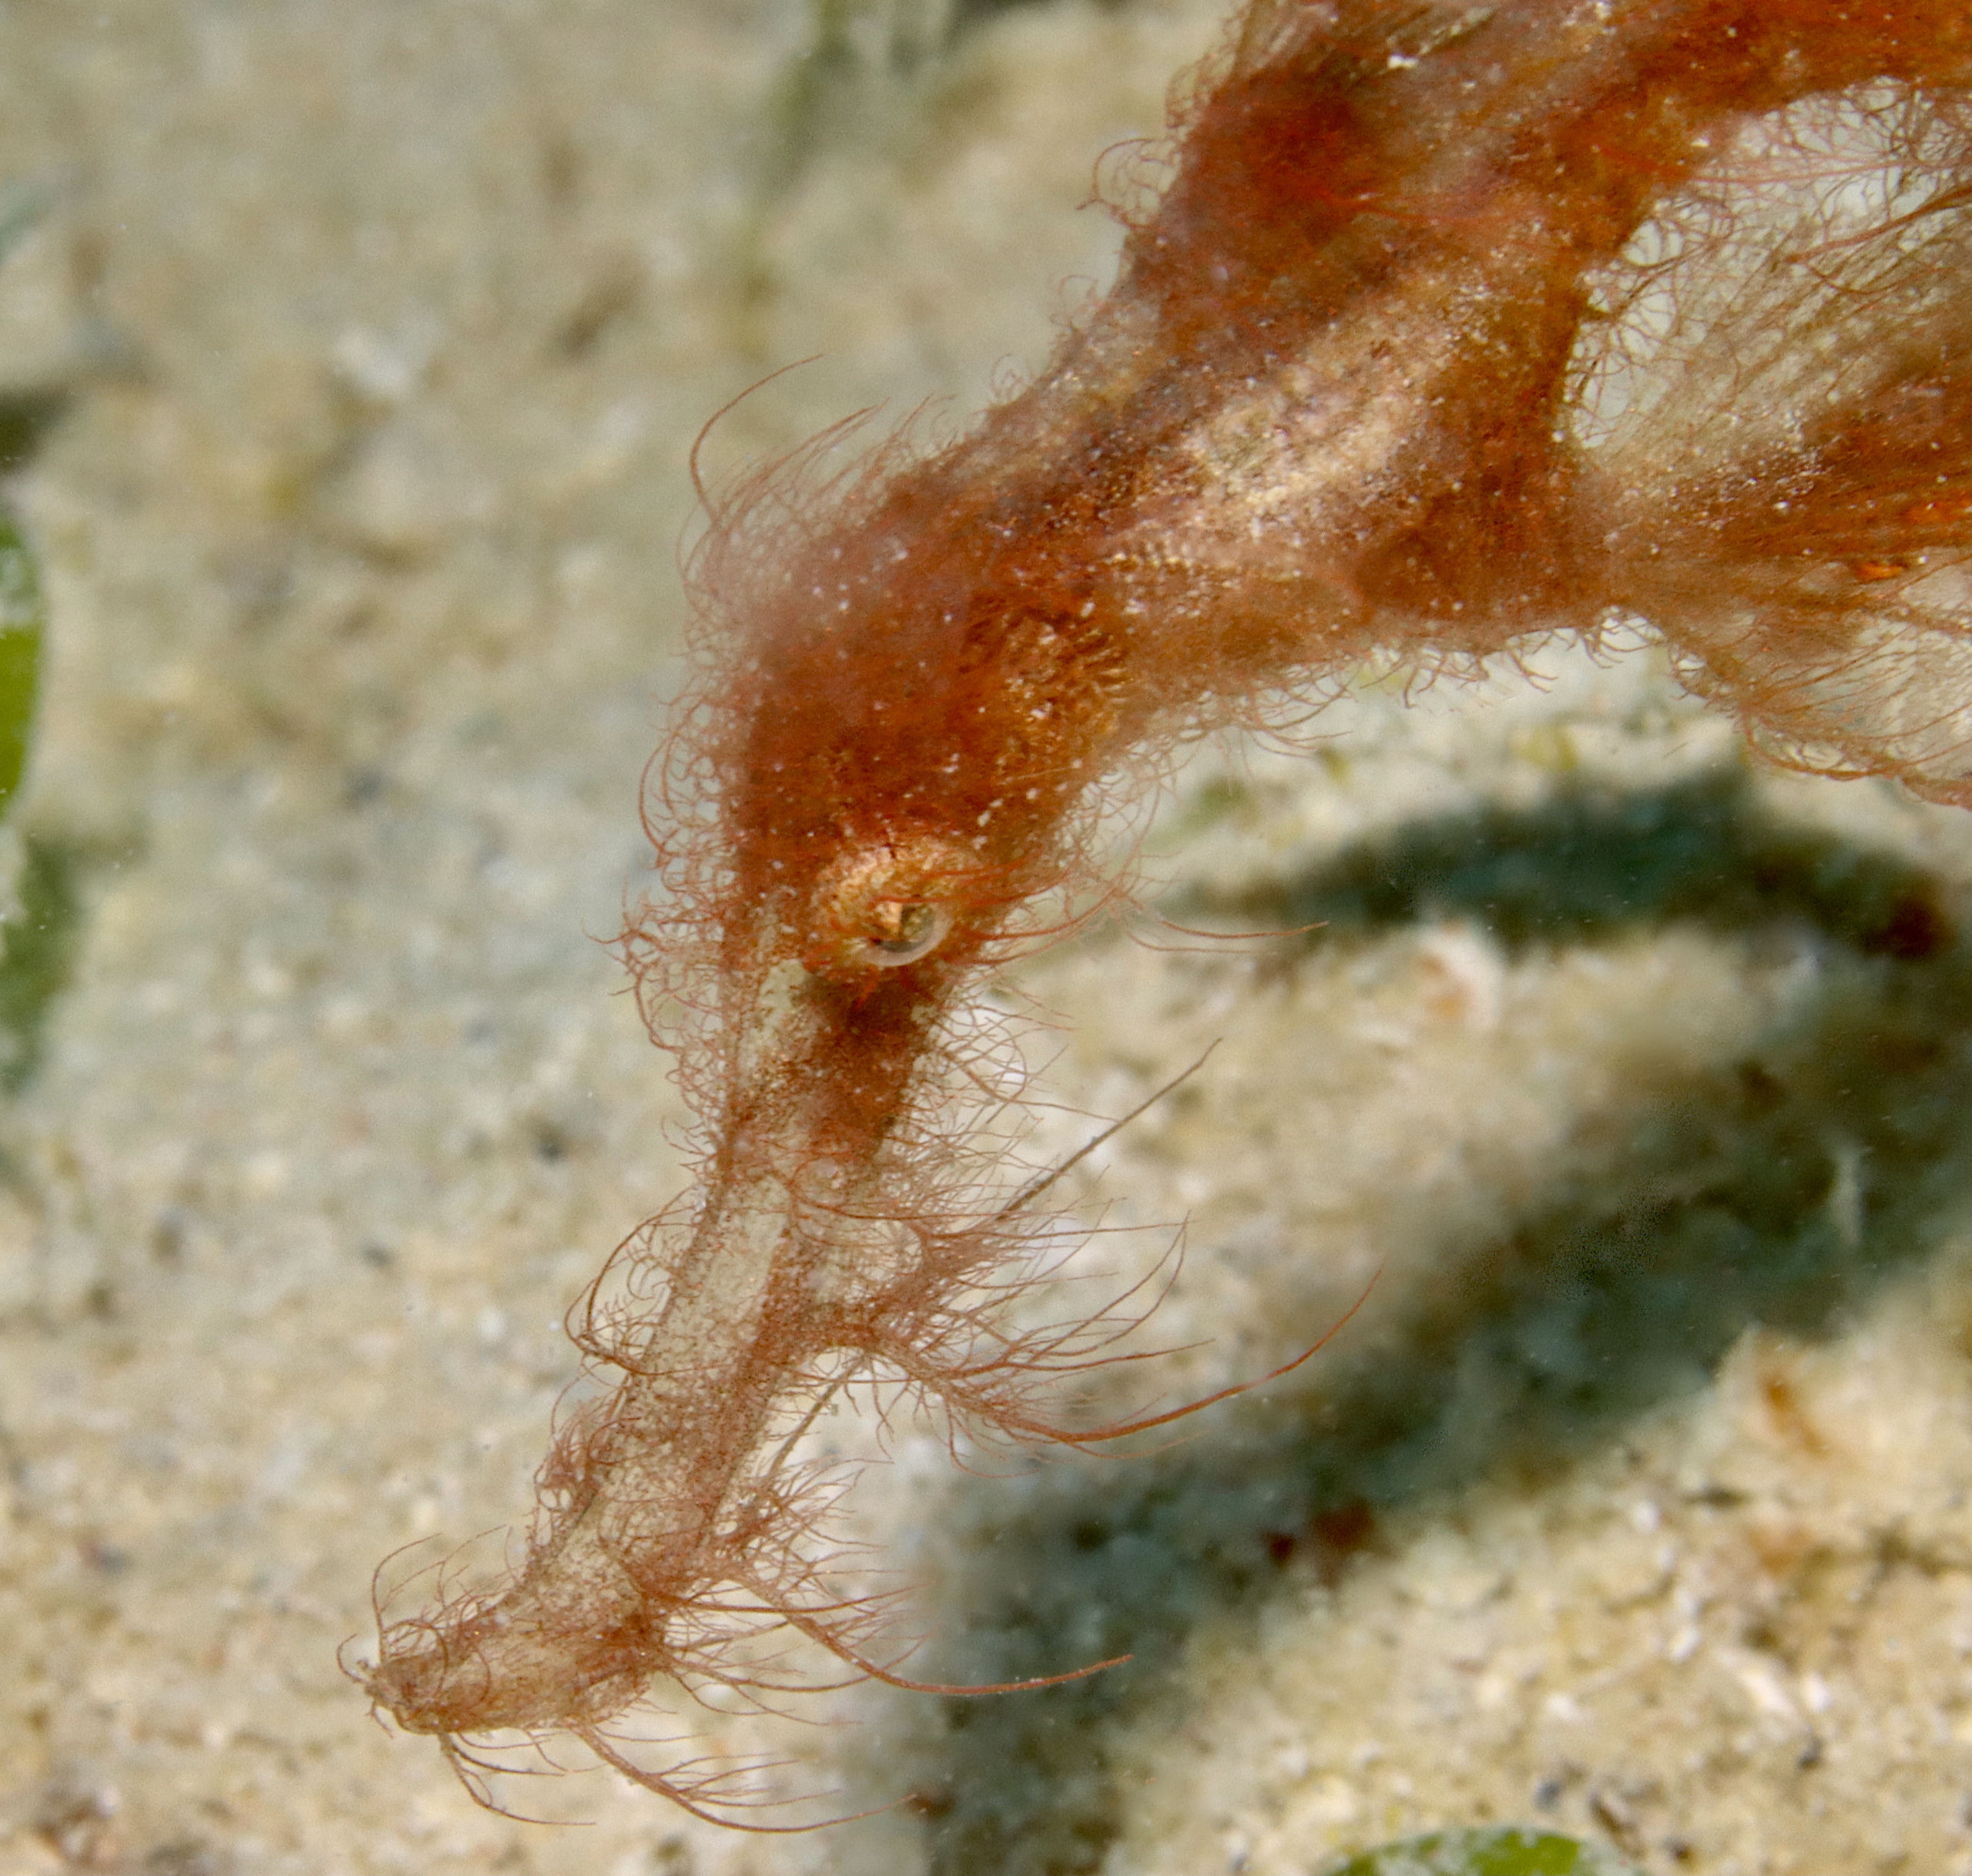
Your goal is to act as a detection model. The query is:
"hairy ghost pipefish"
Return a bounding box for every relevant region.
[359,0,1971,1824]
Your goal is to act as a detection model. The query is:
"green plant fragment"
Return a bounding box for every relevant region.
[0,507,42,816]
[0,836,82,1093]
[1318,1826,1648,1876]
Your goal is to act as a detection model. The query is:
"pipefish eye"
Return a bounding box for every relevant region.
[857,896,952,966]
[810,837,974,974]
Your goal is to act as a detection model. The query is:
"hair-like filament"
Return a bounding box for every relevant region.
[357,0,1970,1826]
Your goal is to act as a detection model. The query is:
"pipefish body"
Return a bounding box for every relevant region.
[361,0,1970,1822]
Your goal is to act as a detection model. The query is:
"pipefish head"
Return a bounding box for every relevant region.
[710,630,1118,999]
[710,623,1093,987]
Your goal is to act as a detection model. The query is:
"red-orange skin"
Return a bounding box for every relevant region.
[363,0,1970,1824]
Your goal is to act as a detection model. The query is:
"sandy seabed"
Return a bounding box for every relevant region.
[0,5,1964,1874]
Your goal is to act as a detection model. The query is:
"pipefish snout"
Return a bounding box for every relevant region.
[359,0,1971,1824]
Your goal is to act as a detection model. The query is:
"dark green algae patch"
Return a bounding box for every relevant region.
[1320,1827,1647,1876]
